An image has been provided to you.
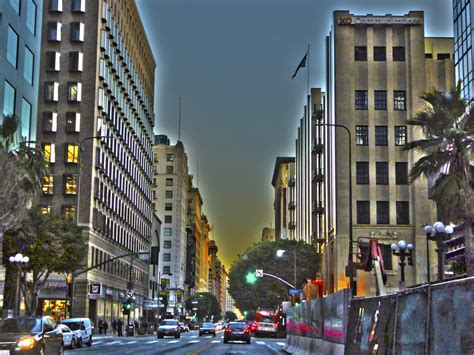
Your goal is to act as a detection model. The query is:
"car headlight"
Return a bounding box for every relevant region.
[17,336,36,349]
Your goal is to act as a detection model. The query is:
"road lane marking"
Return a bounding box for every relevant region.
[104,340,122,345]
[211,340,220,343]
[93,341,103,345]
[189,340,200,343]
[125,341,137,344]
[167,340,179,343]
[146,340,160,344]
[277,342,286,346]
[206,336,213,339]
[191,335,198,338]
[256,341,265,345]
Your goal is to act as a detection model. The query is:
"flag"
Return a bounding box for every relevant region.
[291,52,307,79]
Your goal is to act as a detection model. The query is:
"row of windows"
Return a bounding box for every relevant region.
[42,174,77,195]
[43,111,80,133]
[40,205,75,220]
[49,0,85,13]
[47,22,84,42]
[41,143,78,164]
[355,90,406,110]
[354,46,405,62]
[44,81,81,102]
[6,25,35,85]
[9,0,37,35]
[357,201,410,225]
[45,51,83,72]
[355,125,407,146]
[2,81,32,141]
[356,162,408,185]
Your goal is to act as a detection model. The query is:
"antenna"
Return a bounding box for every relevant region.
[178,97,182,142]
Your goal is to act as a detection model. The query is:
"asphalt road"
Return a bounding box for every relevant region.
[65,330,287,354]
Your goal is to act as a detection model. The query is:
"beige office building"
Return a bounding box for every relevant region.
[321,11,454,296]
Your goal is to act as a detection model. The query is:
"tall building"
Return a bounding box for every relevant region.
[261,227,275,242]
[35,0,156,323]
[322,11,454,295]
[0,0,42,142]
[207,240,219,297]
[153,136,190,316]
[198,214,211,291]
[187,184,203,293]
[271,157,296,240]
[453,0,473,99]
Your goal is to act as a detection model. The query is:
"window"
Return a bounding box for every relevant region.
[356,162,369,185]
[23,47,34,85]
[69,52,83,71]
[437,53,450,60]
[357,201,370,224]
[165,190,173,198]
[165,178,173,186]
[43,143,56,163]
[68,82,82,102]
[166,153,174,162]
[49,0,62,12]
[355,46,367,61]
[394,91,406,110]
[376,162,389,185]
[43,175,54,195]
[7,26,19,68]
[395,162,408,185]
[395,126,407,146]
[375,126,388,146]
[374,90,387,110]
[393,47,405,61]
[355,126,369,146]
[166,166,174,174]
[70,22,84,42]
[163,266,171,274]
[65,143,79,163]
[26,0,37,35]
[10,0,20,14]
[163,253,171,262]
[47,22,62,41]
[396,202,410,224]
[20,99,32,140]
[3,81,16,116]
[374,46,386,61]
[44,82,59,101]
[380,245,393,270]
[62,206,76,221]
[72,0,85,12]
[41,206,52,214]
[377,201,390,224]
[66,112,81,133]
[45,52,60,71]
[165,203,172,211]
[355,90,368,110]
[163,240,172,249]
[164,215,172,223]
[164,228,172,237]
[64,174,78,195]
[43,112,58,133]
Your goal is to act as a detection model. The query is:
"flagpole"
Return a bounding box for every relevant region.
[307,44,310,95]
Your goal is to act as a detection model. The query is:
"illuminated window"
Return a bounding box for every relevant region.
[42,175,54,194]
[395,126,407,146]
[66,112,80,133]
[394,91,406,110]
[68,82,82,102]
[65,144,79,163]
[43,112,57,132]
[62,206,76,221]
[43,143,55,163]
[41,206,51,214]
[63,174,78,195]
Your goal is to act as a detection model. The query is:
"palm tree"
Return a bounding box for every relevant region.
[404,85,474,223]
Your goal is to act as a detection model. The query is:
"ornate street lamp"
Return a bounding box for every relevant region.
[9,253,29,316]
[391,241,414,291]
[423,222,454,282]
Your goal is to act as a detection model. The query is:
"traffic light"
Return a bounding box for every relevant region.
[121,302,132,315]
[245,272,257,285]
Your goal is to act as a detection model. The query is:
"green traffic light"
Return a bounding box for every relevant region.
[243,311,248,316]
[245,272,257,284]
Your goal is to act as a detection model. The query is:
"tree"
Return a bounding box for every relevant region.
[185,292,221,320]
[228,239,320,313]
[224,311,237,321]
[2,208,86,315]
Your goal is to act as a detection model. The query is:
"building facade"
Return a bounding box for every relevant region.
[261,227,275,242]
[187,184,203,294]
[322,11,455,296]
[35,0,156,323]
[453,0,473,99]
[198,214,210,292]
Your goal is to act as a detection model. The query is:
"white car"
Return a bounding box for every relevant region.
[58,324,77,349]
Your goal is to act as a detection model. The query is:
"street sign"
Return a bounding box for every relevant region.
[88,283,102,296]
[288,289,302,295]
[255,269,263,278]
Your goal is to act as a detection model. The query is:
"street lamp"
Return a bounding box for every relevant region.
[276,249,297,291]
[9,253,29,316]
[423,222,454,282]
[390,241,414,291]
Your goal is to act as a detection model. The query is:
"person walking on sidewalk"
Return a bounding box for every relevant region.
[117,319,124,337]
[112,319,117,335]
[103,320,109,334]
[98,319,104,335]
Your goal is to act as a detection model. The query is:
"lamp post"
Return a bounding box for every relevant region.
[8,253,29,316]
[390,241,414,291]
[423,222,454,282]
[276,249,297,290]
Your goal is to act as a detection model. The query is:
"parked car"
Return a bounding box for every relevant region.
[224,322,251,344]
[58,324,77,349]
[214,322,224,331]
[199,322,216,336]
[178,322,189,332]
[61,318,92,347]
[157,319,181,338]
[0,316,64,354]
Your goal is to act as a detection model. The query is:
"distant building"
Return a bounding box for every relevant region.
[261,227,275,242]
[208,240,219,298]
[187,182,203,294]
[198,214,211,292]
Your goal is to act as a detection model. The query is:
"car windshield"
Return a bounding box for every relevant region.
[202,323,213,327]
[229,323,246,330]
[0,318,42,334]
[59,325,71,333]
[61,321,81,331]
[260,316,274,323]
[161,320,177,326]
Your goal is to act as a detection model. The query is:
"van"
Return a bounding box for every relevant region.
[61,318,93,347]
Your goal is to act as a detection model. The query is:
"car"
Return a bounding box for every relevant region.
[60,318,92,347]
[199,322,216,336]
[224,322,251,344]
[58,324,77,350]
[246,321,257,334]
[157,319,181,338]
[0,316,64,354]
[214,322,224,331]
[178,322,189,332]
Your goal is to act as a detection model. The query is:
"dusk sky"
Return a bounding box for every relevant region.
[136,0,452,268]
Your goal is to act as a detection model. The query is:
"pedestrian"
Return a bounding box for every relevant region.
[98,319,104,335]
[103,320,109,334]
[112,319,117,335]
[117,319,124,337]
[134,319,139,334]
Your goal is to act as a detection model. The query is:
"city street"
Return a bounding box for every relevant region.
[65,331,287,355]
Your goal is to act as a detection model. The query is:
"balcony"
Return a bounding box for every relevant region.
[312,168,324,184]
[312,201,324,215]
[288,177,296,187]
[312,138,324,155]
[288,221,296,230]
[288,202,296,210]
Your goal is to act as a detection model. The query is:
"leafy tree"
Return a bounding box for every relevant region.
[224,311,238,321]
[404,86,474,223]
[2,208,86,315]
[228,240,320,313]
[185,292,221,320]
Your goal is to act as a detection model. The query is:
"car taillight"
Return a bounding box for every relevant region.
[225,329,232,333]
[243,330,249,333]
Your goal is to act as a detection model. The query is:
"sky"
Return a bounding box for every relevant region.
[135,0,453,268]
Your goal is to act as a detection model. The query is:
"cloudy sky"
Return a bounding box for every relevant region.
[136,0,452,267]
